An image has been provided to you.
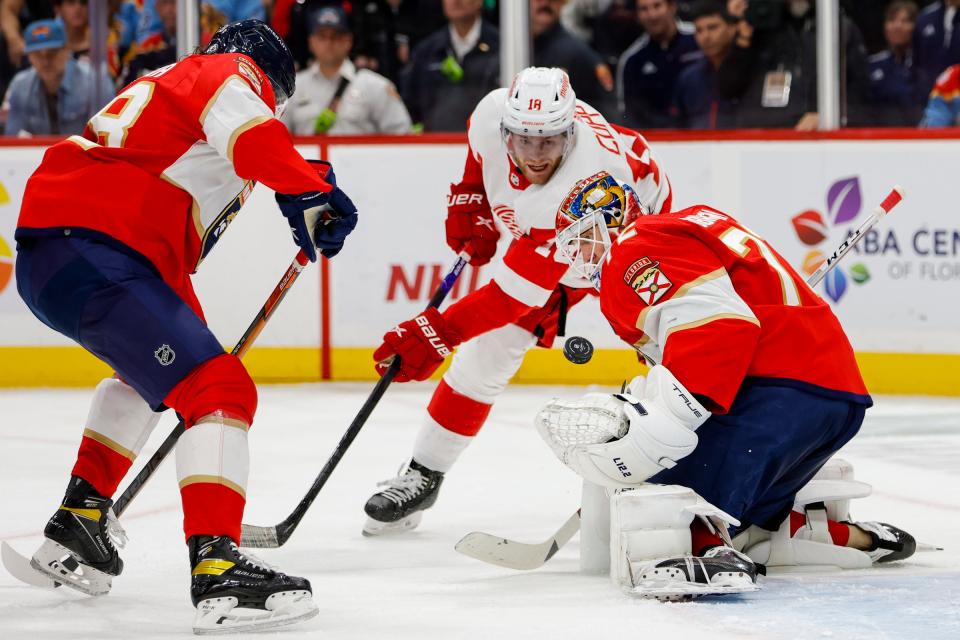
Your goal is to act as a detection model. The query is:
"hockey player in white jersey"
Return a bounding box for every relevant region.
[363,67,672,535]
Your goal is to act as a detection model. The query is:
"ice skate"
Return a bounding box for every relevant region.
[849,521,917,563]
[29,477,125,596]
[629,546,762,601]
[363,460,444,536]
[189,535,318,635]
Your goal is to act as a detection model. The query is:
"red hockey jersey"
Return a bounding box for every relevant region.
[16,53,328,296]
[600,205,870,414]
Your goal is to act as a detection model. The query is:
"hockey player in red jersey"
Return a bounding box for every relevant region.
[12,20,357,633]
[534,172,917,597]
[363,67,672,535]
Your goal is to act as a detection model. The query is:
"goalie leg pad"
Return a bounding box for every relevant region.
[610,485,698,588]
[735,458,880,571]
[611,485,758,599]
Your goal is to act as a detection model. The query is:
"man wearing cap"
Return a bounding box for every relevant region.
[281,6,412,135]
[4,19,111,136]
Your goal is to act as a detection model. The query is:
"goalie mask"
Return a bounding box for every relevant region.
[555,171,642,288]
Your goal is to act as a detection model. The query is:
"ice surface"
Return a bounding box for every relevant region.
[1,384,958,639]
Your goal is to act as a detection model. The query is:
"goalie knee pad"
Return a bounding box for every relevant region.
[164,354,258,428]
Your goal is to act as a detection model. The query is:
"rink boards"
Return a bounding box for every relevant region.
[0,131,957,395]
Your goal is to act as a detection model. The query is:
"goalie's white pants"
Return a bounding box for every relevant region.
[412,324,536,472]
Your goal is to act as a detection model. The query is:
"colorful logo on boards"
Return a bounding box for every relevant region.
[790,176,871,303]
[0,179,11,295]
[0,234,12,294]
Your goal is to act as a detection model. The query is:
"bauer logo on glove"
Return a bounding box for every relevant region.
[372,308,462,382]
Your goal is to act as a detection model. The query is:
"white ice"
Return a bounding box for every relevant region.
[1,384,958,640]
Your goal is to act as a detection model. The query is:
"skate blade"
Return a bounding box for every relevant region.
[629,568,759,601]
[30,540,112,596]
[2,541,62,590]
[361,511,423,537]
[193,590,319,635]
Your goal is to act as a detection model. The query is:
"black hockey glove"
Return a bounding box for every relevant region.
[276,160,358,262]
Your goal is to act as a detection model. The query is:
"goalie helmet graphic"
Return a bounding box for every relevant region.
[555,171,642,288]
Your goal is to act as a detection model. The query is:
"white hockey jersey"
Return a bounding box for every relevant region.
[440,88,672,343]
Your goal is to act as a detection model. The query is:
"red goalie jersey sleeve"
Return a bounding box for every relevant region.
[600,205,870,414]
[17,53,328,294]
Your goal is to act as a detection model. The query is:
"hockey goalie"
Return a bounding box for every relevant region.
[534,171,919,599]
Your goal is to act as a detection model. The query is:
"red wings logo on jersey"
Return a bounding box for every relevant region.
[624,257,672,306]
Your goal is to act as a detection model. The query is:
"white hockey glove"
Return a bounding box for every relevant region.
[537,365,710,489]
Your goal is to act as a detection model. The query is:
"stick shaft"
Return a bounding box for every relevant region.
[806,186,904,287]
[241,253,469,547]
[114,250,310,517]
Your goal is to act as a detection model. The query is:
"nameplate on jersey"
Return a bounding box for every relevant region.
[624,257,672,306]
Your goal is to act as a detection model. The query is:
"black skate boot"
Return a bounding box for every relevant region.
[849,521,917,563]
[30,476,125,596]
[633,546,763,600]
[189,535,318,634]
[362,459,444,536]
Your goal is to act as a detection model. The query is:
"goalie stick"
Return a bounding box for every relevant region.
[238,252,470,548]
[454,186,906,571]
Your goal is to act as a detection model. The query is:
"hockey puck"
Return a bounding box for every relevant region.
[563,336,594,365]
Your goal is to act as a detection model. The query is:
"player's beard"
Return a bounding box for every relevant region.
[517,155,562,184]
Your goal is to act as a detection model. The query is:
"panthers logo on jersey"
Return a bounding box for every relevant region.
[624,256,672,306]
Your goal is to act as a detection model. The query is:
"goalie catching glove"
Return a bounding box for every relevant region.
[275,160,358,262]
[374,308,462,382]
[537,365,709,488]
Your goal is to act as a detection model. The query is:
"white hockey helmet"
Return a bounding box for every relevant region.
[501,67,577,157]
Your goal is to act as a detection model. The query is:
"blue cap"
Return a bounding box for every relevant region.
[311,7,350,33]
[23,19,66,53]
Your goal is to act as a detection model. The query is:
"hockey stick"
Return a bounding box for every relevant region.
[454,186,906,571]
[112,249,311,517]
[239,252,470,548]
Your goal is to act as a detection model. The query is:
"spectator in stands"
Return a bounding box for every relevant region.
[920,63,960,125]
[120,0,174,87]
[1,0,54,67]
[401,0,498,132]
[4,18,110,136]
[532,0,615,118]
[275,0,345,70]
[718,0,871,129]
[562,0,642,65]
[868,0,924,126]
[913,0,960,99]
[107,0,144,84]
[54,0,88,58]
[617,0,701,128]
[199,0,265,43]
[351,0,448,83]
[281,6,412,135]
[671,0,739,129]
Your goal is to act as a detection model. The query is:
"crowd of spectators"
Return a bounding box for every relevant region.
[1,0,960,137]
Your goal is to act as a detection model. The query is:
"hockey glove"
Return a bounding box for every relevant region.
[276,160,358,262]
[445,181,499,266]
[373,308,462,382]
